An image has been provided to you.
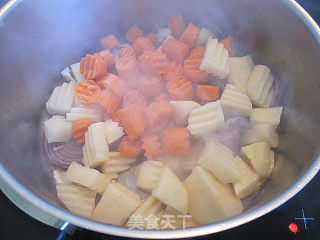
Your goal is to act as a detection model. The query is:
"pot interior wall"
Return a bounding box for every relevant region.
[0,0,320,226]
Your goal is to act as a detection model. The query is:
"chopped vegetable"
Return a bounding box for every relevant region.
[163,61,183,82]
[220,36,235,57]
[118,136,143,158]
[125,25,144,43]
[100,34,120,49]
[44,116,73,143]
[141,134,162,157]
[179,23,200,47]
[196,85,220,101]
[122,90,147,108]
[138,50,169,74]
[100,73,129,97]
[132,37,155,56]
[118,47,136,59]
[75,80,101,106]
[104,120,125,145]
[166,76,194,100]
[145,100,174,129]
[146,32,158,45]
[136,160,165,192]
[161,38,190,64]
[162,128,190,156]
[80,54,107,80]
[116,55,140,85]
[183,57,208,84]
[72,118,93,143]
[188,46,205,59]
[156,28,172,44]
[90,89,122,115]
[167,14,186,38]
[152,92,169,102]
[195,27,215,46]
[95,50,115,69]
[138,73,164,98]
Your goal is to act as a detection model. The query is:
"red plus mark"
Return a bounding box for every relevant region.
[186,218,193,225]
[289,223,298,234]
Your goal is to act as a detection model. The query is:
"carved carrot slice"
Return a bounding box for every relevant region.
[119,104,147,140]
[90,89,122,115]
[167,13,186,38]
[122,90,147,108]
[152,92,169,102]
[116,55,139,86]
[162,128,190,156]
[95,50,115,69]
[183,57,208,84]
[75,80,101,106]
[166,76,194,100]
[138,50,169,75]
[144,100,174,129]
[196,85,220,101]
[99,34,120,49]
[100,73,129,97]
[118,47,136,59]
[141,134,162,157]
[179,23,200,47]
[80,54,107,80]
[118,136,142,159]
[221,36,235,56]
[188,46,205,59]
[161,38,190,64]
[138,74,164,98]
[111,109,124,127]
[163,61,183,82]
[72,118,93,143]
[146,32,158,45]
[132,37,155,56]
[125,25,144,43]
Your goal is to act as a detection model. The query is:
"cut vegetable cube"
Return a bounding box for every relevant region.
[145,100,174,129]
[242,123,279,147]
[136,160,165,192]
[196,85,220,101]
[61,66,74,82]
[169,101,200,126]
[152,166,188,214]
[220,83,252,116]
[133,37,155,56]
[44,116,73,143]
[72,118,93,143]
[118,136,142,159]
[70,62,86,82]
[66,162,110,194]
[184,166,243,224]
[195,27,215,46]
[92,182,142,226]
[156,28,172,44]
[80,54,107,80]
[90,122,109,162]
[198,139,241,183]
[53,169,71,185]
[99,34,120,49]
[162,128,190,156]
[250,107,283,127]
[167,14,185,39]
[161,38,190,64]
[125,25,144,43]
[179,23,200,47]
[66,106,103,123]
[104,120,124,145]
[220,36,235,57]
[141,135,162,158]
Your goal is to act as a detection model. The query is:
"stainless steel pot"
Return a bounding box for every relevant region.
[0,0,320,238]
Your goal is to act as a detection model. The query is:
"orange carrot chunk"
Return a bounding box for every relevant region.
[166,76,194,100]
[100,73,129,97]
[161,38,190,64]
[162,128,190,156]
[75,80,101,106]
[90,89,122,115]
[188,46,205,59]
[80,54,107,80]
[144,100,174,129]
[132,37,155,56]
[179,23,200,47]
[138,50,169,75]
[141,134,162,158]
[125,25,144,43]
[163,61,183,82]
[138,74,164,98]
[221,36,235,57]
[196,85,220,101]
[99,34,120,49]
[122,90,147,108]
[183,57,208,84]
[72,118,93,143]
[116,55,140,87]
[146,32,158,45]
[95,50,115,69]
[119,104,147,140]
[152,92,169,102]
[118,47,136,59]
[118,136,142,159]
[111,109,124,127]
[167,13,186,39]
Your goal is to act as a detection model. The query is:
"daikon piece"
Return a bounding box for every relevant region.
[136,160,165,192]
[156,28,172,44]
[44,116,73,143]
[53,169,71,184]
[169,101,200,126]
[242,123,279,147]
[104,120,124,144]
[70,62,86,82]
[195,27,215,46]
[66,106,103,122]
[250,107,283,127]
[61,66,75,82]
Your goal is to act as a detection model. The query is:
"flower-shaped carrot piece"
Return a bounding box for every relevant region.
[75,80,101,106]
[183,57,208,84]
[118,47,136,59]
[141,134,162,158]
[116,55,140,86]
[163,61,183,82]
[132,37,155,56]
[138,74,164,98]
[188,46,205,59]
[196,85,220,101]
[179,23,200,47]
[220,36,235,56]
[90,89,122,115]
[166,76,194,100]
[138,50,169,75]
[152,93,169,102]
[99,34,120,49]
[122,90,147,108]
[125,25,144,43]
[118,136,142,159]
[146,32,158,45]
[119,104,147,140]
[100,73,129,97]
[167,13,186,38]
[144,100,174,129]
[95,50,115,69]
[162,128,190,156]
[111,109,124,127]
[161,38,190,64]
[72,118,93,143]
[80,54,107,80]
